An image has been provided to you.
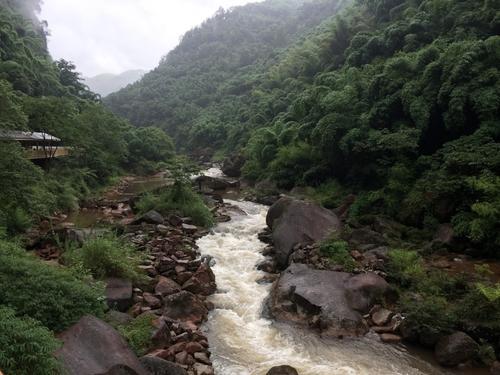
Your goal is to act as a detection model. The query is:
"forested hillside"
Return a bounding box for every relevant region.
[108,0,500,255]
[106,0,347,152]
[0,0,174,234]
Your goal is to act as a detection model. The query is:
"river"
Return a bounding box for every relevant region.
[196,199,456,375]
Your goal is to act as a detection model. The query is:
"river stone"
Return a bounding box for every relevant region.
[371,308,393,326]
[266,197,341,268]
[56,316,147,375]
[182,263,216,296]
[155,276,182,297]
[162,291,208,323]
[194,176,230,191]
[266,365,299,375]
[435,332,479,367]
[193,363,214,375]
[139,356,187,375]
[132,210,164,225]
[105,278,133,312]
[269,263,390,338]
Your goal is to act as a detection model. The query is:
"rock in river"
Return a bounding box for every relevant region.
[269,263,390,338]
[266,197,342,268]
[56,315,147,375]
[267,365,299,375]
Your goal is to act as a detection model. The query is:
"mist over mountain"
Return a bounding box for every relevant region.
[85,69,146,97]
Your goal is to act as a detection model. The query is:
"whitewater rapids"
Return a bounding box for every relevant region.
[197,199,447,375]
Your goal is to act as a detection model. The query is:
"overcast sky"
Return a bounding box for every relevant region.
[40,0,261,78]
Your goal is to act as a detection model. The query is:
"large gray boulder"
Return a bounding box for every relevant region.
[269,264,390,338]
[194,176,233,191]
[266,198,342,268]
[56,316,147,375]
[435,332,479,367]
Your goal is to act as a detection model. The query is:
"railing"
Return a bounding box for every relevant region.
[25,147,71,160]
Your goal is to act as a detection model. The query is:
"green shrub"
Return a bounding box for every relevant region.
[0,306,61,375]
[307,179,346,209]
[477,341,497,366]
[387,249,425,287]
[400,293,455,334]
[117,314,155,356]
[2,207,32,235]
[319,238,356,272]
[137,181,213,227]
[64,235,145,283]
[0,240,105,332]
[457,283,500,327]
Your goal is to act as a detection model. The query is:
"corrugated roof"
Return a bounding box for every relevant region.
[0,130,61,142]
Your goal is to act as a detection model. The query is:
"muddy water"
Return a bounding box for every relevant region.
[197,199,453,375]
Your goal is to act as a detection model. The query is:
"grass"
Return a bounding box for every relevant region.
[136,180,214,227]
[117,314,155,356]
[319,237,357,272]
[64,235,146,283]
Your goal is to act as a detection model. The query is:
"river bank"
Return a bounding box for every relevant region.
[22,166,499,374]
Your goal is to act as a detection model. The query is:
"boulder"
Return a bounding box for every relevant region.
[139,356,187,375]
[371,308,393,326]
[269,264,390,338]
[132,210,164,225]
[266,365,299,375]
[155,276,182,297]
[182,223,198,234]
[267,198,342,268]
[182,263,217,296]
[105,278,133,312]
[162,291,208,323]
[193,363,214,375]
[257,259,278,274]
[222,154,245,178]
[56,316,147,375]
[435,332,479,367]
[194,176,230,191]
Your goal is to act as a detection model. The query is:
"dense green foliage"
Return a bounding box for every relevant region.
[64,235,145,283]
[106,0,346,151]
[116,314,155,356]
[109,0,500,254]
[388,249,500,343]
[0,0,174,233]
[136,180,214,227]
[319,237,356,271]
[0,307,61,375]
[0,240,104,332]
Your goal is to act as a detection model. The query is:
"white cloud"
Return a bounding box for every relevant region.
[40,0,261,77]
